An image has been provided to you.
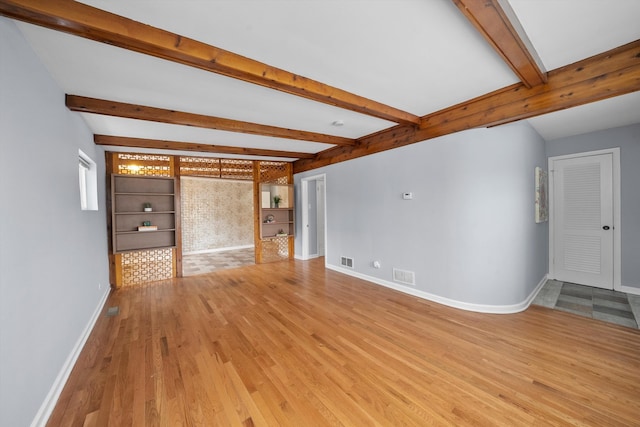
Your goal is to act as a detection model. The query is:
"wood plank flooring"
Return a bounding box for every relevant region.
[47,259,640,426]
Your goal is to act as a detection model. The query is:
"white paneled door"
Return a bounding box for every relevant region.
[550,152,614,289]
[301,174,326,261]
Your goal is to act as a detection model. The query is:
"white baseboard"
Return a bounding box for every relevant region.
[295,253,322,261]
[31,289,110,427]
[619,285,640,296]
[522,274,550,309]
[326,264,548,314]
[183,244,254,255]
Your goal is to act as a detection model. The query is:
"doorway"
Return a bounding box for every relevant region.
[181,176,255,276]
[548,148,621,290]
[301,174,326,261]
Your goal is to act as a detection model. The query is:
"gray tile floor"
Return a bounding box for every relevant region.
[183,247,255,276]
[533,280,640,329]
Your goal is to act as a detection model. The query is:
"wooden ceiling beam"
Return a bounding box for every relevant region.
[0,0,420,126]
[419,39,640,129]
[452,0,547,88]
[295,40,640,173]
[66,95,354,146]
[94,135,314,159]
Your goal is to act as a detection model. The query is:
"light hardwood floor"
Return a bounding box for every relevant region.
[48,259,640,426]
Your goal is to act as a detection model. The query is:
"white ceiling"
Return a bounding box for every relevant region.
[14,0,640,161]
[508,0,640,141]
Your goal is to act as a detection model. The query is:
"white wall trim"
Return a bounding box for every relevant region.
[326,264,548,314]
[619,285,640,296]
[183,244,254,255]
[527,274,551,304]
[31,289,110,427]
[296,254,321,261]
[299,173,327,261]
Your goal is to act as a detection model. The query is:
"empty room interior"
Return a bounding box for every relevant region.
[2,0,640,425]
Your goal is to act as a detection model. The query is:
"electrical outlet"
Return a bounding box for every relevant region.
[373,261,381,269]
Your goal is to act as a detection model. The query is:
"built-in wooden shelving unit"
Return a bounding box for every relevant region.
[111,175,176,252]
[259,183,295,239]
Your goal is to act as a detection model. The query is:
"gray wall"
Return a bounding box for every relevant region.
[546,123,640,289]
[0,18,110,426]
[295,121,548,308]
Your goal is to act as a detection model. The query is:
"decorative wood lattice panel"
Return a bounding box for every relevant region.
[116,153,171,177]
[256,161,292,264]
[180,156,222,177]
[179,157,253,180]
[259,161,290,184]
[261,236,290,263]
[121,248,174,286]
[112,153,175,286]
[221,159,253,180]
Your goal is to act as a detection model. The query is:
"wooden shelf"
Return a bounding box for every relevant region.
[117,228,176,235]
[114,244,177,254]
[114,192,174,196]
[115,211,175,215]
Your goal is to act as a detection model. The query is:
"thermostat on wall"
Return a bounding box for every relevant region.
[402,192,413,200]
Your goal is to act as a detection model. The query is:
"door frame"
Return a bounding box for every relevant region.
[548,147,621,291]
[300,173,327,261]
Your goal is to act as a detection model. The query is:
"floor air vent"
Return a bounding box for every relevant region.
[106,306,119,317]
[340,256,354,268]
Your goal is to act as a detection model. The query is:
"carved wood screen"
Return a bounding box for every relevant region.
[107,153,176,287]
[179,156,253,181]
[107,153,294,288]
[254,161,293,264]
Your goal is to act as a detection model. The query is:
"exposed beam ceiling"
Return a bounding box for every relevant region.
[295,40,640,173]
[2,0,639,170]
[94,135,315,159]
[66,95,355,146]
[452,0,547,88]
[0,0,420,125]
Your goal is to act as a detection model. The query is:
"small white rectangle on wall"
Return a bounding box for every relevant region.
[393,268,415,285]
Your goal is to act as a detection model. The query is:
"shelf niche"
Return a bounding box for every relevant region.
[111,175,176,253]
[259,183,294,238]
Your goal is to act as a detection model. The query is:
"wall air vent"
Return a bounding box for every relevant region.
[340,256,354,268]
[393,268,415,286]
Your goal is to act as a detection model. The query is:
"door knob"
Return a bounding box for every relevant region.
[603,225,610,230]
